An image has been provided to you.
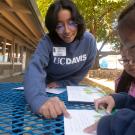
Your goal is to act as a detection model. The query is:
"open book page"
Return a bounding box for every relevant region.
[46,88,66,94]
[13,87,24,90]
[67,86,105,102]
[64,109,107,135]
[13,87,65,94]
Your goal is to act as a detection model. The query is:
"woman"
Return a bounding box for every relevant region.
[84,2,135,135]
[24,0,97,119]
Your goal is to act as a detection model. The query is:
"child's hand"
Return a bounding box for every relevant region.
[94,96,115,113]
[83,121,98,134]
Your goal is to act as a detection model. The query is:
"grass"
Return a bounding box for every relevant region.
[81,78,114,95]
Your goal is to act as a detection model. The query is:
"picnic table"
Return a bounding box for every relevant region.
[0,83,95,135]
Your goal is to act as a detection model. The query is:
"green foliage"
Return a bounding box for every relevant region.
[36,0,129,50]
[36,0,53,19]
[35,0,132,68]
[73,0,129,49]
[36,0,129,45]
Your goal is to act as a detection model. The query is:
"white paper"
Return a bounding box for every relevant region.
[13,87,24,90]
[13,87,65,94]
[46,88,66,94]
[67,86,105,102]
[64,109,106,135]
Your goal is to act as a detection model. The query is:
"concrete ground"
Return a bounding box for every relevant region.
[81,77,114,94]
[0,74,23,82]
[89,78,115,91]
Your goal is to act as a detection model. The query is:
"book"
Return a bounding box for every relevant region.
[67,86,106,102]
[64,109,108,135]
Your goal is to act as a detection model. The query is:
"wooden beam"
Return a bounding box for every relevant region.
[5,0,14,7]
[0,24,14,41]
[3,1,41,40]
[0,1,13,12]
[16,12,41,39]
[0,9,37,43]
[0,17,36,48]
[3,1,31,14]
[3,11,37,43]
[0,24,34,50]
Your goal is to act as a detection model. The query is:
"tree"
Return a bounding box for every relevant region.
[73,0,129,68]
[36,0,130,68]
[36,0,53,20]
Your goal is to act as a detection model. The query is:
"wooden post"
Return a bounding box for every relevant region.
[2,38,6,62]
[16,44,19,63]
[11,38,15,74]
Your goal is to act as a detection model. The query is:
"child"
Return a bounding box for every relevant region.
[115,45,135,97]
[115,45,135,96]
[84,2,135,135]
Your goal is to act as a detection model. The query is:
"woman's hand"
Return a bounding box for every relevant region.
[94,95,115,113]
[47,82,60,88]
[39,97,70,118]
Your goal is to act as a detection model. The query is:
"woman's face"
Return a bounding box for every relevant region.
[55,9,78,43]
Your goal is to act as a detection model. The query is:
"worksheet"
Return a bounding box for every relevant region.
[46,88,66,94]
[13,87,65,94]
[13,86,24,90]
[67,86,105,102]
[64,109,106,135]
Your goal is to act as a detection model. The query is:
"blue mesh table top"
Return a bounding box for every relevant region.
[0,83,94,135]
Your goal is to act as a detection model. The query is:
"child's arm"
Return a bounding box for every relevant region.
[97,108,135,135]
[112,92,135,109]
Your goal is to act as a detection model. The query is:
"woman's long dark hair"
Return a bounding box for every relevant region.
[116,70,134,93]
[45,0,85,44]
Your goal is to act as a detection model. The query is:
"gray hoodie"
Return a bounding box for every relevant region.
[24,31,97,113]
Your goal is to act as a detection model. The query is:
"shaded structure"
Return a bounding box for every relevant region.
[0,0,45,79]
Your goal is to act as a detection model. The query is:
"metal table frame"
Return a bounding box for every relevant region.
[0,83,94,135]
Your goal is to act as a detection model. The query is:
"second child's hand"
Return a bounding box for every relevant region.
[94,96,115,113]
[97,105,111,115]
[83,107,111,134]
[83,120,98,134]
